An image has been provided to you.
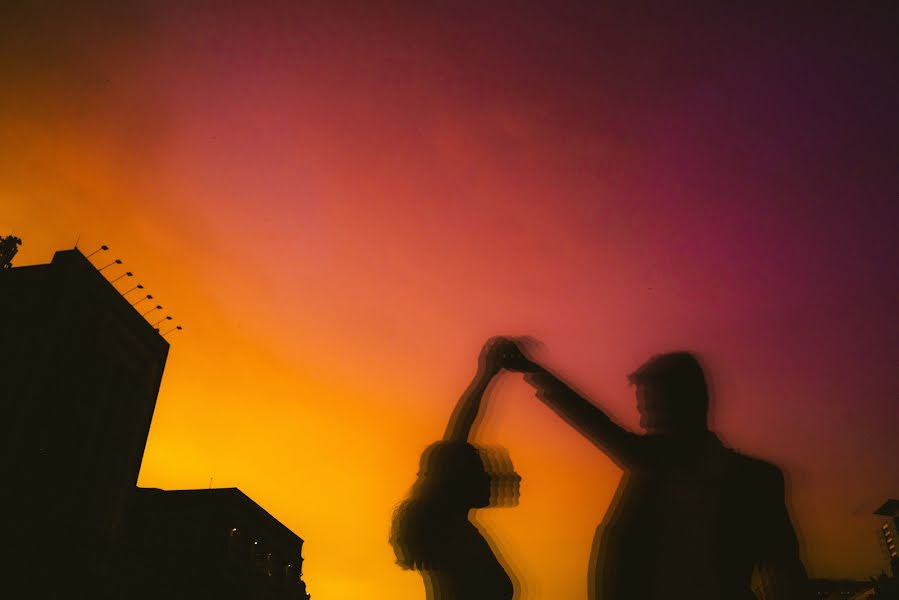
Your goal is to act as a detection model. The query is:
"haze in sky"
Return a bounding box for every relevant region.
[2,2,897,598]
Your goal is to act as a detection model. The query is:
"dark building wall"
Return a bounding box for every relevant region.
[882,518,899,576]
[1,250,312,599]
[0,249,169,590]
[875,500,899,577]
[809,579,874,598]
[115,488,311,600]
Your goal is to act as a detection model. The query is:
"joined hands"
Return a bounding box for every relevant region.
[479,336,542,375]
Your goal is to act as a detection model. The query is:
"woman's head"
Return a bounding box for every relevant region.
[390,441,520,570]
[414,441,492,509]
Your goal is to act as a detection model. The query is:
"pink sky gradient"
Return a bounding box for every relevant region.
[2,3,897,597]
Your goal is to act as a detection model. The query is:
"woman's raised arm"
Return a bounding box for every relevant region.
[442,338,515,442]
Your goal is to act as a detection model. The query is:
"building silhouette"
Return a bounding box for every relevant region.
[875,499,899,576]
[0,247,310,598]
[808,579,875,599]
[114,488,310,599]
[1,248,168,593]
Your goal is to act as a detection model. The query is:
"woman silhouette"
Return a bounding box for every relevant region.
[390,338,522,600]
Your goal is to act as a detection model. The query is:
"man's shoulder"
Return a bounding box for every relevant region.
[722,447,785,485]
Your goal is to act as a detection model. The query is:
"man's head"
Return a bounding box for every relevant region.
[629,351,709,435]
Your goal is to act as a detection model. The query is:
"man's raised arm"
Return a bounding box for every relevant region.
[504,339,642,468]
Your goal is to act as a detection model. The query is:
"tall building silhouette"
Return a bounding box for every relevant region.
[1,247,311,598]
[1,248,169,593]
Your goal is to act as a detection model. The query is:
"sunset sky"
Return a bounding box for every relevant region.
[2,2,897,597]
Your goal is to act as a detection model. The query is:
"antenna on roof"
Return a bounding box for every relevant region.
[98,258,122,272]
[122,283,144,296]
[152,315,172,328]
[131,293,153,307]
[161,325,182,337]
[141,304,163,318]
[110,271,133,284]
[85,244,109,259]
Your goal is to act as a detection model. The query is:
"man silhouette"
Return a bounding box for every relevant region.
[503,342,809,600]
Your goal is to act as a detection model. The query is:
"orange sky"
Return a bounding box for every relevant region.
[2,3,898,597]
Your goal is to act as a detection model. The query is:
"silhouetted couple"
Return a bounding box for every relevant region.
[391,338,809,600]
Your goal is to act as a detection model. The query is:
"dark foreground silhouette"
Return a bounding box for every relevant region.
[503,341,811,600]
[390,339,521,600]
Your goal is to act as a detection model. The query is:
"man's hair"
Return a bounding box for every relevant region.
[628,351,709,425]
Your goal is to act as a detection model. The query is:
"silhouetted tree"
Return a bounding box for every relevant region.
[0,235,22,268]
